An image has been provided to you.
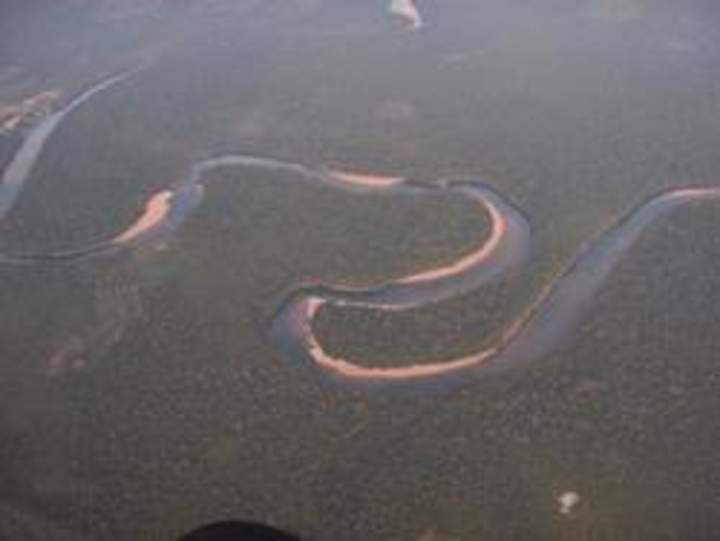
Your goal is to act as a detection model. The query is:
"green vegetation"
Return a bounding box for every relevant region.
[3,2,720,540]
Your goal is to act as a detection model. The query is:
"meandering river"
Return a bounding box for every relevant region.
[3,71,719,394]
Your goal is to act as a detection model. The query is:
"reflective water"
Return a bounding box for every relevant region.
[2,1,720,539]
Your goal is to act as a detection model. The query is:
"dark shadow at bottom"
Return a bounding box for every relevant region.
[178,521,303,541]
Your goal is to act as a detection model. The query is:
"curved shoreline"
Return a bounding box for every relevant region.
[270,187,720,392]
[2,75,720,395]
[0,69,141,221]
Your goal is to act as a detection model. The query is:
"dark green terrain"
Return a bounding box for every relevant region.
[2,1,720,539]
